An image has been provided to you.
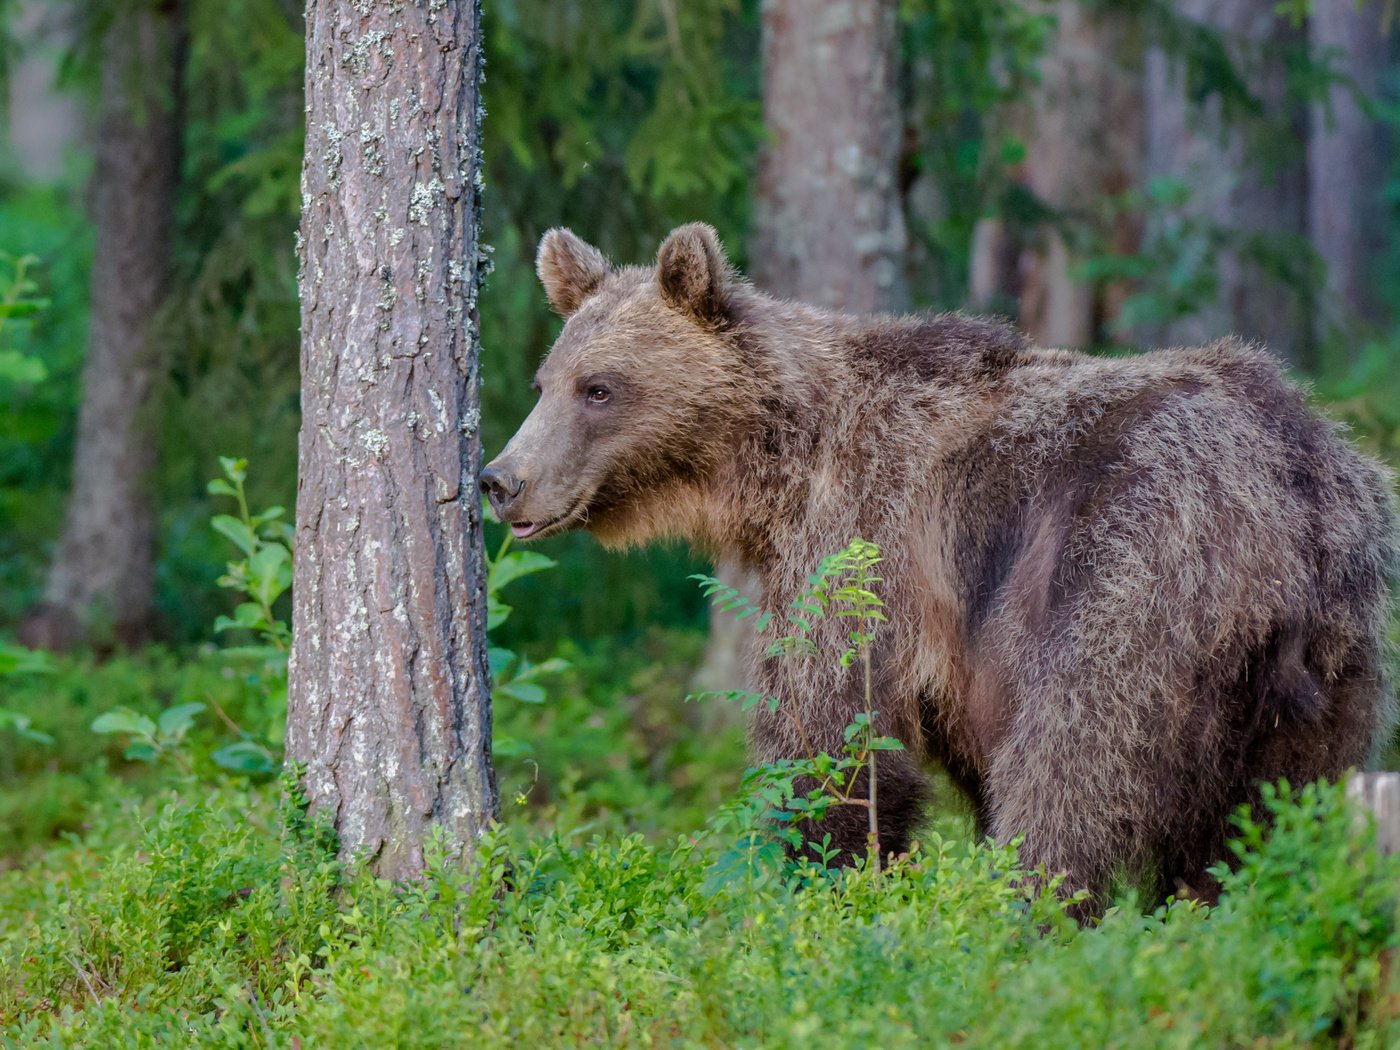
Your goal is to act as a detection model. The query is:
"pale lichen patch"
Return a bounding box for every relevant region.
[362,427,389,458]
[459,406,480,436]
[360,123,386,176]
[409,177,445,225]
[342,29,392,76]
[322,123,346,188]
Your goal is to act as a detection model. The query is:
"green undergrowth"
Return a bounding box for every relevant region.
[4,635,1400,1046]
[0,778,1397,1047]
[0,628,745,863]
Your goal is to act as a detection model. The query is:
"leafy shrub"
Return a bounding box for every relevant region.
[1,777,1397,1046]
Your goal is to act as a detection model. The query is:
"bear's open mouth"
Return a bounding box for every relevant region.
[507,499,590,542]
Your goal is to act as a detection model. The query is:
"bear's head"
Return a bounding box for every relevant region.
[481,223,753,549]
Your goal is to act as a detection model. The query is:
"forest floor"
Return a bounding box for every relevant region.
[1,632,1399,1047]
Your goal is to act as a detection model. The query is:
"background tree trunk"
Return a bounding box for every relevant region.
[21,1,183,651]
[751,0,908,311]
[1141,0,1310,365]
[3,1,83,182]
[968,0,1142,349]
[696,0,908,697]
[1308,0,1395,343]
[288,0,496,879]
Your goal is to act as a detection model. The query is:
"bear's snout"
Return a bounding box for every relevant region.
[480,463,524,514]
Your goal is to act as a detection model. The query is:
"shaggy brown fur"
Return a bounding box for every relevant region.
[483,223,1400,908]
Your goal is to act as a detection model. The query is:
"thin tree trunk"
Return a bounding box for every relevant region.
[288,0,496,879]
[21,2,182,651]
[967,0,1142,349]
[1142,1,1310,365]
[1308,0,1394,342]
[697,0,908,697]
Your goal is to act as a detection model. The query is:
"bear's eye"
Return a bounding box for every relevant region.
[586,385,611,405]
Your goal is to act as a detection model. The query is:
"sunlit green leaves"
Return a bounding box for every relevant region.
[92,703,203,764]
[486,527,570,708]
[209,457,292,651]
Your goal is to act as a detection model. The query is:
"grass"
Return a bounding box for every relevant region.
[1,634,1399,1047]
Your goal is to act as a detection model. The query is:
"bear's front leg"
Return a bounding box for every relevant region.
[750,706,929,866]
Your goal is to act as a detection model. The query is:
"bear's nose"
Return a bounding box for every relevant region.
[480,463,524,509]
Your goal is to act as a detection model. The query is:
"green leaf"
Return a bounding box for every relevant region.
[212,514,257,556]
[0,642,52,676]
[219,456,248,483]
[487,646,518,677]
[91,709,157,739]
[523,657,571,678]
[0,349,47,385]
[123,742,159,763]
[497,681,547,704]
[157,703,206,739]
[211,741,277,774]
[206,478,238,497]
[488,551,558,594]
[250,543,292,606]
[487,596,512,631]
[0,709,53,744]
[493,733,533,760]
[234,602,265,628]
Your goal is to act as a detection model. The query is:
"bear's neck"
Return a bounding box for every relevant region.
[678,289,1032,599]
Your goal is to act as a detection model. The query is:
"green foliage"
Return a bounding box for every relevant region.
[0,251,47,385]
[0,182,93,624]
[0,708,50,746]
[208,456,292,652]
[695,540,908,872]
[1,771,1397,1045]
[0,649,284,856]
[901,0,1055,305]
[91,702,204,767]
[1319,337,1400,466]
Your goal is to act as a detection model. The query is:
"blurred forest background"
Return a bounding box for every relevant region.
[0,0,1397,658]
[2,5,1400,1041]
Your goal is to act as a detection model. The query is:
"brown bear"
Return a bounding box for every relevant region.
[482,222,1399,908]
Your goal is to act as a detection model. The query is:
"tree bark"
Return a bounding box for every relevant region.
[1142,1,1310,365]
[1308,0,1395,341]
[288,0,496,879]
[752,0,908,312]
[1347,772,1400,856]
[21,1,182,651]
[967,0,1142,349]
[4,1,83,182]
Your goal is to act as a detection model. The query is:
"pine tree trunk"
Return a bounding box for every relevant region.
[697,0,908,697]
[288,0,496,879]
[752,0,908,312]
[21,2,182,651]
[1308,0,1394,341]
[1142,1,1310,365]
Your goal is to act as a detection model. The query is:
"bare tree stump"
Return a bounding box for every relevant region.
[1347,772,1400,856]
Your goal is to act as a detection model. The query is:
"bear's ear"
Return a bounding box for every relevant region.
[656,223,732,324]
[536,228,611,317]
